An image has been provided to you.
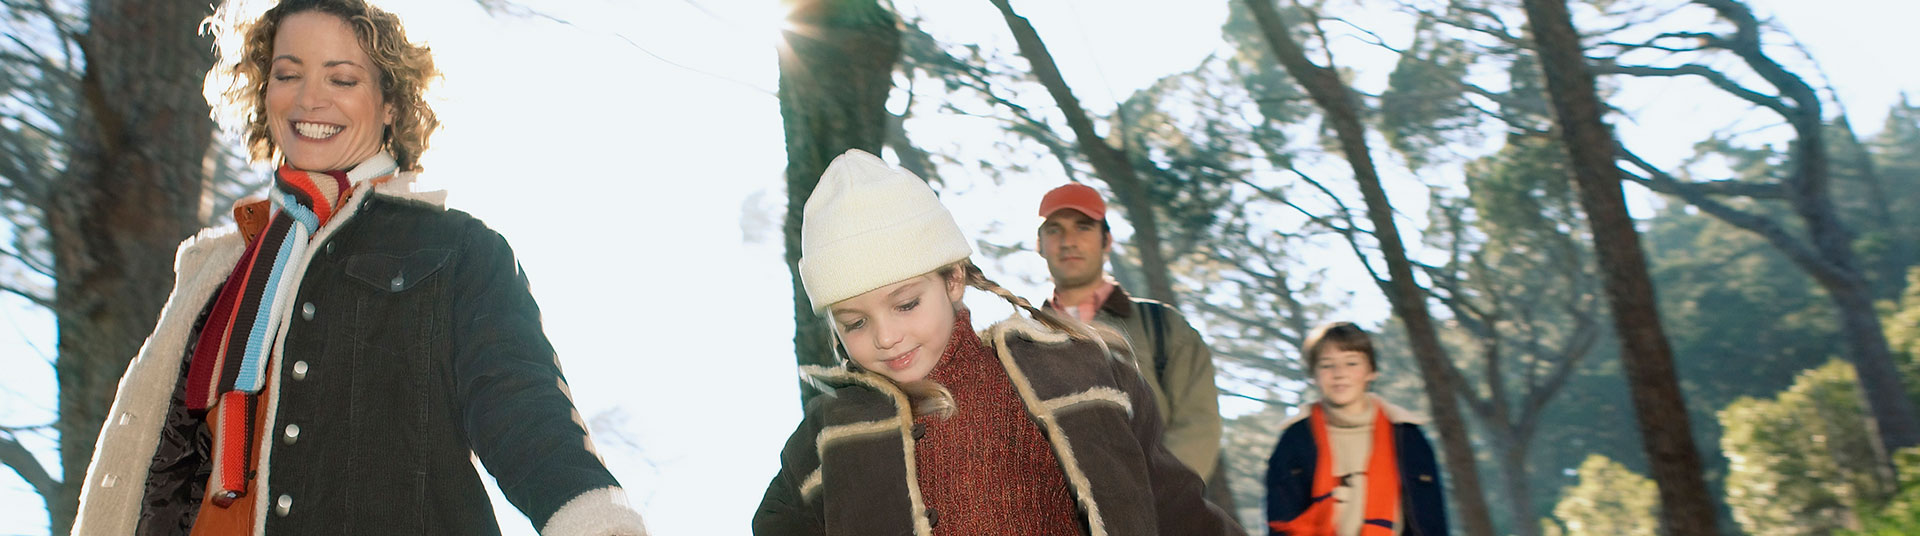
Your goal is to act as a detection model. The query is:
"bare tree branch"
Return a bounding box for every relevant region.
[1590,62,1792,117]
[0,243,55,279]
[1190,298,1301,346]
[0,431,58,504]
[1220,388,1288,407]
[1594,40,1707,55]
[0,282,52,309]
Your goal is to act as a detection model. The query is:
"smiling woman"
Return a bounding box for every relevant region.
[214,0,438,172]
[65,1,648,535]
[263,12,396,171]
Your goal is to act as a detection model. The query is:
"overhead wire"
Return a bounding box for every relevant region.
[494,0,777,97]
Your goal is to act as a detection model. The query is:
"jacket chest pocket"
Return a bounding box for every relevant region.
[345,248,452,295]
[343,248,452,358]
[341,247,452,500]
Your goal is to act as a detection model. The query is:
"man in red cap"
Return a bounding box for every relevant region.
[1035,182,1232,506]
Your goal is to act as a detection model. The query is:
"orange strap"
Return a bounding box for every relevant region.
[1360,405,1400,535]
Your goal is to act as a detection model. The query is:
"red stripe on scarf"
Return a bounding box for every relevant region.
[213,391,250,498]
[184,235,267,411]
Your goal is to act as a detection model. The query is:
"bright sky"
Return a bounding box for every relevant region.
[3,0,1918,534]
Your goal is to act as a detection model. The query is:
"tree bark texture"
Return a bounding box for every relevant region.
[43,1,218,533]
[1240,2,1497,534]
[988,0,1178,305]
[777,0,901,405]
[1519,0,1722,534]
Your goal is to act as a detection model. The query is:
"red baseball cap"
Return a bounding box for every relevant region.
[1038,183,1106,221]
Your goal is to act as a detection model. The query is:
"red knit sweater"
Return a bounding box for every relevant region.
[914,310,1081,534]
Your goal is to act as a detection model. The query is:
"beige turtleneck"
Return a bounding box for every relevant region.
[1323,398,1402,536]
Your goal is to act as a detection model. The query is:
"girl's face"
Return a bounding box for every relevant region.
[830,271,966,384]
[1313,349,1377,408]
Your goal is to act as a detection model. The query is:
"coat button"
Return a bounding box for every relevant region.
[300,302,315,320]
[275,494,292,516]
[911,423,926,440]
[926,507,939,527]
[324,242,335,255]
[291,361,309,380]
[389,275,404,290]
[283,423,301,444]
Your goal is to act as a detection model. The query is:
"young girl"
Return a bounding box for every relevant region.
[753,149,1240,535]
[1264,322,1447,536]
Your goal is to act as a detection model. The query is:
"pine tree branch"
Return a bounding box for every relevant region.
[1616,147,1845,283]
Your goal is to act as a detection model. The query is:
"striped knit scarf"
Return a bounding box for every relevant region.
[182,164,357,506]
[1268,402,1402,536]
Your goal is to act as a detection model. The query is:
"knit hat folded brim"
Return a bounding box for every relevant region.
[799,149,974,311]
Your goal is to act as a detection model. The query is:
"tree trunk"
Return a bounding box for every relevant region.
[1495,432,1541,536]
[987,0,1177,305]
[1776,65,1920,466]
[1833,114,1914,299]
[43,1,218,533]
[1518,0,1722,534]
[1239,2,1497,534]
[777,0,901,405]
[1828,276,1912,475]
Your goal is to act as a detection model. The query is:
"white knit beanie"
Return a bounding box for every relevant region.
[799,149,973,311]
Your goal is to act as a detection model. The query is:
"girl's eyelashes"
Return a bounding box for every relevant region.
[896,298,920,312]
[330,77,360,87]
[842,318,865,331]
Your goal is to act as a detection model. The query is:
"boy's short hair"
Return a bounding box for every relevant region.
[1302,321,1377,371]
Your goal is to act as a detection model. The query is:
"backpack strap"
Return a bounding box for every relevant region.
[1135,300,1171,392]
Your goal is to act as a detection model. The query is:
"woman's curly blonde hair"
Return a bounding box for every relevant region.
[206,0,438,171]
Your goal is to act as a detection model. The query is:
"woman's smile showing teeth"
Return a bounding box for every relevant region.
[293,121,343,139]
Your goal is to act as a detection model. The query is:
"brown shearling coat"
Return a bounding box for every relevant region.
[751,315,1242,536]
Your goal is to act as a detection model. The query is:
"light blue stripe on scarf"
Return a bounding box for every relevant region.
[232,191,321,393]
